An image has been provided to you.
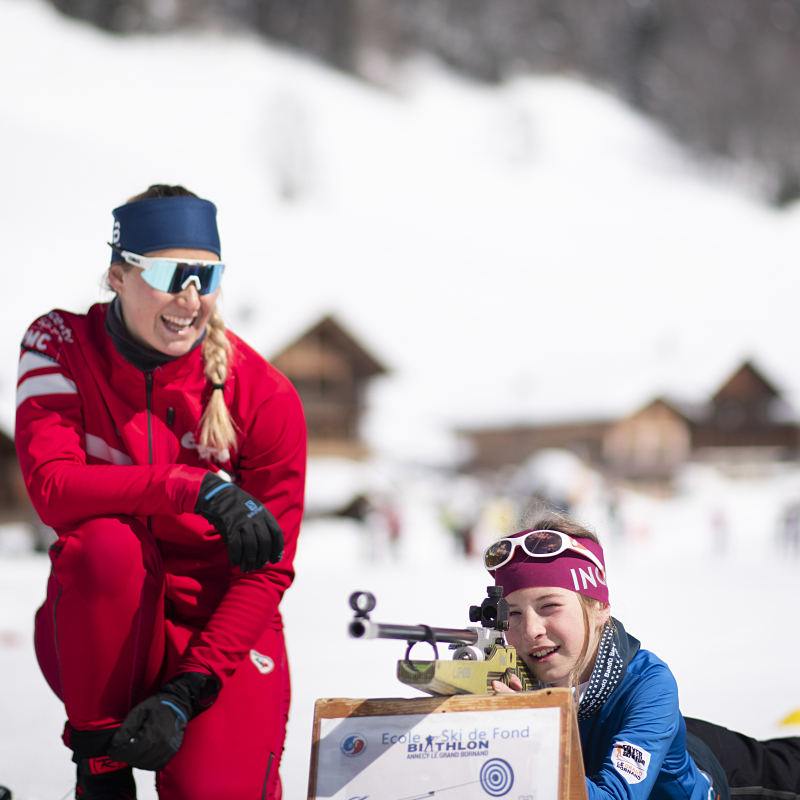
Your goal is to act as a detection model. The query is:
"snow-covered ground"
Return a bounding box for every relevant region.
[4,460,800,799]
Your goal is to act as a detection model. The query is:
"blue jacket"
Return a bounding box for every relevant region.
[580,620,711,800]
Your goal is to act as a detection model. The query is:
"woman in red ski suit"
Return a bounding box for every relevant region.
[15,185,306,800]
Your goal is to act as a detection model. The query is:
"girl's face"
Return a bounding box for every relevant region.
[108,248,220,357]
[505,586,610,687]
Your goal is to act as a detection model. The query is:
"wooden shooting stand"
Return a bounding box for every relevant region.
[309,687,588,800]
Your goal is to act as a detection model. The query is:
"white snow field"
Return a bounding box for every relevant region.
[4,0,800,797]
[4,460,800,799]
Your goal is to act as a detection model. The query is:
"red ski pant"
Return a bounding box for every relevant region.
[34,515,290,800]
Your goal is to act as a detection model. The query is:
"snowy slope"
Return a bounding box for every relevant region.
[5,465,800,799]
[3,0,800,459]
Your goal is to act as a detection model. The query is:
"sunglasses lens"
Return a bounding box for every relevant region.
[205,263,224,293]
[141,261,225,295]
[523,531,564,556]
[141,260,181,292]
[484,540,513,569]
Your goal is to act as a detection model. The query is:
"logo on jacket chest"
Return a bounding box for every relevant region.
[180,431,229,462]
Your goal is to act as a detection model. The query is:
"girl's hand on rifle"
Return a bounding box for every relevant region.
[492,671,523,694]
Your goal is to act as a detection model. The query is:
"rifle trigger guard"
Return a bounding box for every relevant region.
[405,625,439,660]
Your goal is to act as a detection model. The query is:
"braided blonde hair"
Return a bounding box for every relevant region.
[198,308,238,463]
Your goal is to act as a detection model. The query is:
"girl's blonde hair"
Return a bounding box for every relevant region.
[110,184,238,463]
[514,508,611,698]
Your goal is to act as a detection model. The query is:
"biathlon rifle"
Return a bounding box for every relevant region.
[348,586,537,696]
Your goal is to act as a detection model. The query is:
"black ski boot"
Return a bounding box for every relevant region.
[70,728,136,800]
[75,759,136,800]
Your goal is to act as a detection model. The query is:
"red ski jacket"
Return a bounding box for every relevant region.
[15,304,306,686]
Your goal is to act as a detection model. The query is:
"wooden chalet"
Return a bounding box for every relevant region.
[270,315,388,459]
[692,361,797,454]
[602,398,696,482]
[0,425,38,529]
[461,420,608,474]
[459,360,800,484]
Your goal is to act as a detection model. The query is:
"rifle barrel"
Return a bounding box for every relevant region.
[349,620,478,645]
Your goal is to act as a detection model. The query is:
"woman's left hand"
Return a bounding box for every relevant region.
[492,671,523,694]
[195,473,284,572]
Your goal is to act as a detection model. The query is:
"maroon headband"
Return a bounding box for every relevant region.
[493,534,609,604]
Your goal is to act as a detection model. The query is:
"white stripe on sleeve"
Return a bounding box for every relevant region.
[84,433,133,466]
[16,372,78,408]
[18,350,59,381]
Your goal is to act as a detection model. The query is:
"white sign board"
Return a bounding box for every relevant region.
[314,706,561,800]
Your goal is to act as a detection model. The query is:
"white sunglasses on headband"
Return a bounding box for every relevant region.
[484,529,605,576]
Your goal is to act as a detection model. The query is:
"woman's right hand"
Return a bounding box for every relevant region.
[492,671,523,694]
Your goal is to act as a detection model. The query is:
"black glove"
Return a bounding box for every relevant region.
[107,672,218,771]
[195,473,284,573]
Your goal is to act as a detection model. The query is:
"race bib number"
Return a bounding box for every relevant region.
[611,741,651,784]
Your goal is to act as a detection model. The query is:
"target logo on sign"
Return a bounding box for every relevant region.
[479,758,514,797]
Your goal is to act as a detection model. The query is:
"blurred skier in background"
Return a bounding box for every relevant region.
[489,516,800,800]
[780,502,800,557]
[15,185,306,800]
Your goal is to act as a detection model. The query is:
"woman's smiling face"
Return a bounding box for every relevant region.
[505,586,610,687]
[108,248,220,356]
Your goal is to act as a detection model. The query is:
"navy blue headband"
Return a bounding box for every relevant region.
[110,196,221,263]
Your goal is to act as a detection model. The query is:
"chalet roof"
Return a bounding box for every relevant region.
[270,314,389,378]
[649,397,709,423]
[712,360,782,403]
[623,363,791,424]
[611,396,701,426]
[626,397,682,420]
[456,418,612,436]
[0,426,14,456]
